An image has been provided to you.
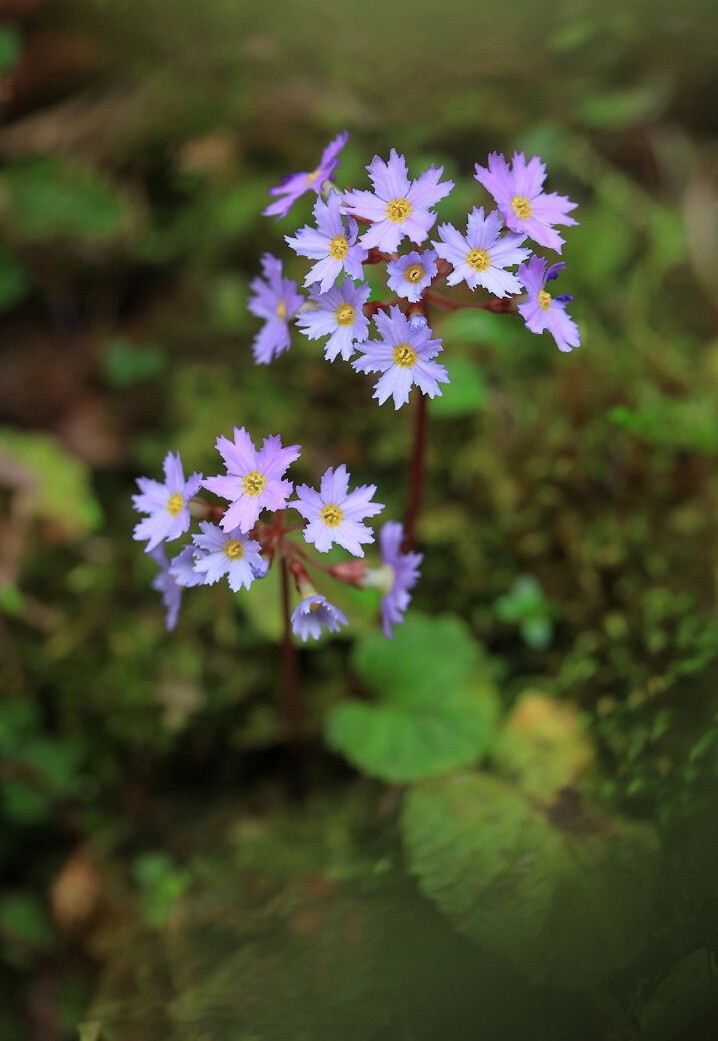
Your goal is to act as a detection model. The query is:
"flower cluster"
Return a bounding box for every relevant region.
[250,135,581,406]
[133,437,421,641]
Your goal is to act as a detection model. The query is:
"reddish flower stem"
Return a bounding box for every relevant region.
[279,549,302,747]
[424,290,516,314]
[402,389,428,552]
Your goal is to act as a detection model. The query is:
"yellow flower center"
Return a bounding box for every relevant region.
[538,290,552,312]
[309,600,322,612]
[328,235,349,260]
[392,343,418,368]
[385,197,412,222]
[166,492,184,516]
[276,299,287,320]
[466,248,490,273]
[511,194,532,220]
[224,539,244,559]
[334,303,356,326]
[319,504,344,527]
[242,471,267,497]
[305,167,322,186]
[404,263,425,283]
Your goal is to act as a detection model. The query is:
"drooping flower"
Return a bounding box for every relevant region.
[290,593,348,642]
[285,190,367,294]
[132,451,202,552]
[374,520,423,638]
[191,522,268,592]
[386,249,438,303]
[292,464,384,556]
[248,253,304,364]
[516,257,580,353]
[169,545,207,588]
[263,131,349,220]
[433,207,531,296]
[474,152,577,253]
[352,305,449,409]
[203,427,301,534]
[295,278,371,362]
[343,150,454,253]
[149,546,184,632]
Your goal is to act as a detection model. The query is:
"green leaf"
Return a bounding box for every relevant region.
[326,615,498,783]
[0,248,30,312]
[0,892,56,964]
[430,356,486,418]
[0,28,21,75]
[638,949,718,1040]
[0,157,132,244]
[493,691,595,800]
[103,338,167,388]
[0,429,102,537]
[402,772,660,988]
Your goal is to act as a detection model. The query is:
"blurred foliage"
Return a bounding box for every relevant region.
[2,0,718,1037]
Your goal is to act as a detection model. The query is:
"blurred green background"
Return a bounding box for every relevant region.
[2,0,718,1038]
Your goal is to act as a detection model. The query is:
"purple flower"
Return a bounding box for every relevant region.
[517,257,580,353]
[343,150,454,253]
[169,545,207,588]
[290,594,348,642]
[132,451,202,553]
[433,207,531,296]
[149,546,184,631]
[296,278,371,362]
[285,190,367,293]
[263,131,349,220]
[203,427,301,534]
[292,464,384,556]
[191,522,268,592]
[248,254,304,365]
[474,152,577,253]
[376,521,423,638]
[352,306,449,409]
[386,249,438,303]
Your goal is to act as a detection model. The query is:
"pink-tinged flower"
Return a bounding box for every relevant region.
[386,249,438,303]
[474,152,577,253]
[263,131,349,220]
[203,427,301,533]
[149,546,184,631]
[191,522,268,592]
[296,278,371,362]
[352,306,449,409]
[517,257,580,353]
[361,520,422,638]
[285,190,367,293]
[290,594,348,642]
[343,150,454,253]
[433,207,531,296]
[248,254,304,365]
[292,464,384,556]
[132,451,202,552]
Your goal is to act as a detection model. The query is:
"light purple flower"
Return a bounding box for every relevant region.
[132,451,202,553]
[149,546,184,631]
[343,150,454,253]
[248,254,304,365]
[203,427,301,534]
[377,521,422,638]
[285,190,367,294]
[517,257,580,354]
[295,279,371,362]
[263,131,349,220]
[169,545,207,588]
[290,594,348,642]
[386,249,438,303]
[474,152,577,253]
[292,464,384,556]
[352,306,449,409]
[433,207,531,296]
[191,522,268,592]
